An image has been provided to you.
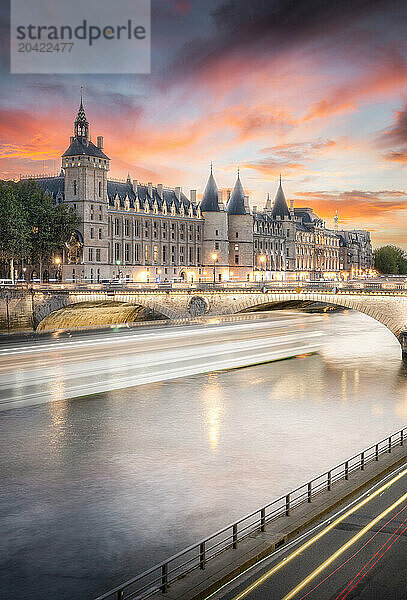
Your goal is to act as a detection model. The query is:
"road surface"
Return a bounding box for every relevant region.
[213,463,407,600]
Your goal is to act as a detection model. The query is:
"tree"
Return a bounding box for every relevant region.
[0,181,30,282]
[374,245,407,275]
[0,179,81,281]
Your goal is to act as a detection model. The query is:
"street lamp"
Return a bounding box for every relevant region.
[211,252,218,284]
[54,257,61,282]
[259,255,266,281]
[22,267,26,282]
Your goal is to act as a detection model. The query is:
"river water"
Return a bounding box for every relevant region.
[0,311,406,600]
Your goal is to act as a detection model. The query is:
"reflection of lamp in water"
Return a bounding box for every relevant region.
[203,378,224,450]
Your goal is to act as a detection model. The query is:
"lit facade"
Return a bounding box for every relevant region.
[26,100,373,282]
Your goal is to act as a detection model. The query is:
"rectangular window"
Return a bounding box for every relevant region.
[125,220,130,237]
[99,205,102,221]
[90,227,94,239]
[215,242,219,250]
[98,228,102,240]
[98,181,101,197]
[180,246,185,264]
[135,244,140,263]
[189,247,194,263]
[114,218,119,236]
[236,232,239,238]
[95,248,101,262]
[171,245,176,264]
[234,244,239,251]
[180,224,185,241]
[235,254,239,264]
[153,221,158,239]
[153,245,159,263]
[162,246,167,263]
[73,180,77,195]
[134,220,140,237]
[215,229,219,236]
[145,245,150,262]
[197,225,200,241]
[125,244,130,262]
[114,243,120,261]
[171,223,176,240]
[88,248,93,261]
[197,247,201,264]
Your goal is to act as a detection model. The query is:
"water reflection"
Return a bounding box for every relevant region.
[1,311,406,600]
[203,374,224,450]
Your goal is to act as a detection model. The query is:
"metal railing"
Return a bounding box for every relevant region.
[94,426,407,600]
[2,281,407,294]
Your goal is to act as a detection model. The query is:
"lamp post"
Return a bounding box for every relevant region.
[211,252,218,284]
[259,255,266,282]
[22,267,26,282]
[54,257,61,282]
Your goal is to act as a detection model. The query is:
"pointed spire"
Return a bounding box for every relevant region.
[227,169,247,215]
[271,176,290,219]
[200,164,220,212]
[265,192,272,211]
[74,88,89,142]
[126,173,131,183]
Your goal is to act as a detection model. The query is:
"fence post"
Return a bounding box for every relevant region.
[344,461,349,480]
[375,444,379,461]
[286,494,290,516]
[307,482,312,503]
[260,508,266,532]
[199,542,206,570]
[161,563,168,593]
[361,452,364,471]
[327,471,331,491]
[232,524,238,549]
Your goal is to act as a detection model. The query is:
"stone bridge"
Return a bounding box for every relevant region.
[1,284,407,358]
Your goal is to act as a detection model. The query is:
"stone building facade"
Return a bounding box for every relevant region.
[28,99,372,282]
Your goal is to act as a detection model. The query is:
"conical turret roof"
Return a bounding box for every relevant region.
[227,170,247,215]
[200,165,219,212]
[271,177,290,219]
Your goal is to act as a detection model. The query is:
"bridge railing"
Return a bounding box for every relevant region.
[94,426,407,600]
[3,280,407,294]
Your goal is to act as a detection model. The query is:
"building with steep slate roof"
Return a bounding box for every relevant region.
[21,98,372,283]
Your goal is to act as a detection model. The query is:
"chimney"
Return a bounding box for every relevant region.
[227,189,231,201]
[70,136,74,143]
[218,189,223,205]
[132,179,138,195]
[289,199,294,213]
[148,182,153,197]
[175,186,181,200]
[244,195,250,211]
[190,189,197,204]
[157,183,163,199]
[97,136,104,150]
[253,205,257,214]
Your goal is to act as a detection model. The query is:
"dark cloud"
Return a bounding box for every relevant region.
[166,0,406,82]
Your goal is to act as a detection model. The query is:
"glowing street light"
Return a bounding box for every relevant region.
[212,252,218,284]
[259,255,266,281]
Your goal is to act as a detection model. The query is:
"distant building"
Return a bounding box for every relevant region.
[23,98,373,282]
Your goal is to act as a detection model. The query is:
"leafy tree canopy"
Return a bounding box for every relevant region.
[0,179,81,279]
[374,245,407,275]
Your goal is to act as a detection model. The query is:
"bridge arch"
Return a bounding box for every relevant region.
[221,291,407,344]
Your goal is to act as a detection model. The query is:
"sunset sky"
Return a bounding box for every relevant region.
[0,0,407,247]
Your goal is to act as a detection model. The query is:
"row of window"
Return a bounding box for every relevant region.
[88,248,102,262]
[113,243,201,265]
[112,218,201,241]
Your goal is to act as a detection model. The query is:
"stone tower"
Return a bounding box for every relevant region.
[226,170,253,279]
[200,165,229,282]
[61,95,111,281]
[271,176,296,271]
